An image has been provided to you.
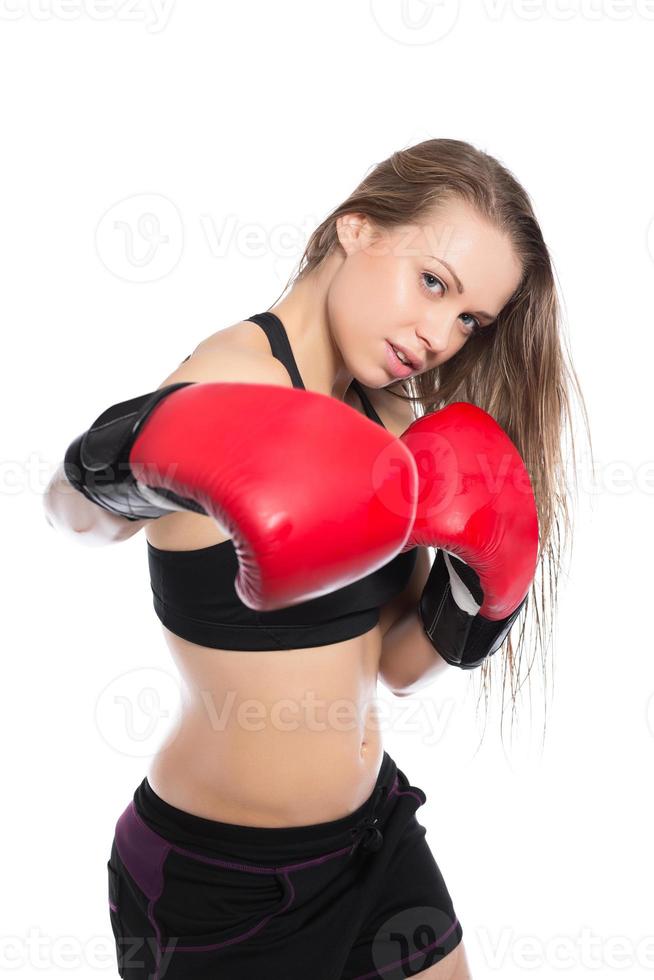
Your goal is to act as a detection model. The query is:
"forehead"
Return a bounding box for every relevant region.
[391,200,510,255]
[380,202,521,299]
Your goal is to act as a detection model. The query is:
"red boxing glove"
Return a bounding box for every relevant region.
[399,402,539,668]
[128,383,418,611]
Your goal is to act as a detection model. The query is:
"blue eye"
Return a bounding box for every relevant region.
[421,272,444,295]
[419,272,482,335]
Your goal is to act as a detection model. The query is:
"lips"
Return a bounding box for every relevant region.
[389,341,423,372]
[385,341,414,379]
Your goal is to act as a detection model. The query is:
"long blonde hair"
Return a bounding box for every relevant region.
[273,138,593,745]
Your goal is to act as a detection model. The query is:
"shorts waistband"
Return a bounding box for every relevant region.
[131,751,398,861]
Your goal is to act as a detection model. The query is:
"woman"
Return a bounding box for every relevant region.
[45,138,588,979]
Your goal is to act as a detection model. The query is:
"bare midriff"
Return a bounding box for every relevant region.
[143,322,404,828]
[146,599,385,827]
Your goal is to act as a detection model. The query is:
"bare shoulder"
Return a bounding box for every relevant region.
[147,320,291,551]
[192,318,277,360]
[156,319,292,391]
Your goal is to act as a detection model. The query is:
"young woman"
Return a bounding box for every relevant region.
[45,138,588,979]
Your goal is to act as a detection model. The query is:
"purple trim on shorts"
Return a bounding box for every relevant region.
[115,802,171,900]
[115,804,170,980]
[169,836,352,875]
[113,798,370,964]
[389,777,426,808]
[122,777,401,879]
[112,770,426,967]
[350,917,461,980]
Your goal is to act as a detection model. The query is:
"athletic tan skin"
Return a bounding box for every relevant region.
[144,337,416,827]
[47,201,523,978]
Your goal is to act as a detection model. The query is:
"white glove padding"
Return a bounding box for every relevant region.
[442,551,483,616]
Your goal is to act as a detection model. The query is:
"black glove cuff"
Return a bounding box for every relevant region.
[418,549,526,669]
[63,382,199,522]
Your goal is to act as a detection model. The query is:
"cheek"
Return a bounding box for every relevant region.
[328,252,388,334]
[355,253,408,328]
[442,334,469,364]
[391,266,416,314]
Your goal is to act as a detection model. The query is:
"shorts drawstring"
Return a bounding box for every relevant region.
[349,783,389,855]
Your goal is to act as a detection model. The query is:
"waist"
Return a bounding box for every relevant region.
[126,750,400,865]
[161,619,383,701]
[148,721,385,827]
[150,620,384,824]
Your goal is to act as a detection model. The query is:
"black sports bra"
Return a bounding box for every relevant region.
[146,312,418,650]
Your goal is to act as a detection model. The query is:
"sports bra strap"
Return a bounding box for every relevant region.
[181,312,385,427]
[349,379,384,427]
[246,312,306,389]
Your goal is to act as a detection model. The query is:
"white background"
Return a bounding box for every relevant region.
[2,1,653,978]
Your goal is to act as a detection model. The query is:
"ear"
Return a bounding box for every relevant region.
[335,213,377,256]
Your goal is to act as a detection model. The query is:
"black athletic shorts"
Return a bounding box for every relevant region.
[107,750,464,979]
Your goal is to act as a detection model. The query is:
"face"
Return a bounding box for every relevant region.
[326,198,524,386]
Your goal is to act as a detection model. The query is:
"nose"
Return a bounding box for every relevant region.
[415,318,452,355]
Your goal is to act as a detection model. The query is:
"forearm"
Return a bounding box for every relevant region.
[378,606,450,696]
[43,462,149,546]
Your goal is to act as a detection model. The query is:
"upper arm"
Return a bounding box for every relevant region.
[378,545,432,637]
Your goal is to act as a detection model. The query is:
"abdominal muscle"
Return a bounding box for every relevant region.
[145,515,386,829]
[148,625,385,828]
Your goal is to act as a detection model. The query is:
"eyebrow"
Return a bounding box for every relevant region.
[426,255,498,323]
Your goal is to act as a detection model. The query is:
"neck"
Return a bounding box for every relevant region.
[268,254,353,401]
